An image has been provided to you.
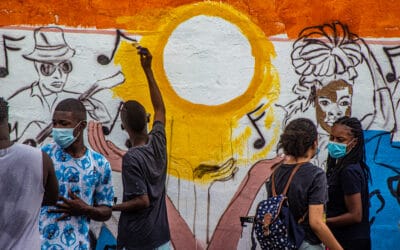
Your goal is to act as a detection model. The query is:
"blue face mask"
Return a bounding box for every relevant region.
[327,141,348,159]
[52,122,82,149]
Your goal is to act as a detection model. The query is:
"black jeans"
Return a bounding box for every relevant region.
[340,238,371,250]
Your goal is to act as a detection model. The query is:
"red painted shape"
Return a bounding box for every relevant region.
[207,156,284,250]
[88,121,202,248]
[88,121,125,172]
[166,196,205,250]
[88,121,286,249]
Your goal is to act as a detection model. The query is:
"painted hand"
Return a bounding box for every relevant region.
[88,121,126,172]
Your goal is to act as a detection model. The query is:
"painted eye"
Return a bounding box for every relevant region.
[319,100,330,106]
[40,63,56,76]
[60,60,73,73]
[340,100,350,106]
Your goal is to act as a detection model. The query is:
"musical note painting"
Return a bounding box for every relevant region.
[0,34,25,78]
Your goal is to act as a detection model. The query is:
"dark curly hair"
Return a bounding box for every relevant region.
[277,118,317,159]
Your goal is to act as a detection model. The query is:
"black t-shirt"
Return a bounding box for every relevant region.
[326,163,370,242]
[117,121,170,249]
[266,163,328,244]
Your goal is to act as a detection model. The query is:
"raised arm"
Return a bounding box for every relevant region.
[139,47,166,125]
[42,151,59,206]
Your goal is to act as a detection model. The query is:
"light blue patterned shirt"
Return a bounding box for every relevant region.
[39,143,114,250]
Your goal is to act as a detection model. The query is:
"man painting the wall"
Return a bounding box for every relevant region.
[112,47,171,249]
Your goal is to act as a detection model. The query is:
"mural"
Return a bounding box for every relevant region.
[1,0,400,249]
[277,21,400,249]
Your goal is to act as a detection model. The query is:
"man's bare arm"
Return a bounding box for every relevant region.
[112,194,150,212]
[139,47,166,125]
[42,152,59,206]
[85,205,112,221]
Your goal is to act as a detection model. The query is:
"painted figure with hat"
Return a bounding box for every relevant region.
[9,26,75,111]
[6,27,75,145]
[6,26,125,145]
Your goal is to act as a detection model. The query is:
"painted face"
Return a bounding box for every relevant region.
[316,80,352,133]
[35,60,72,94]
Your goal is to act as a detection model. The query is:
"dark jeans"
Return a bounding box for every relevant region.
[340,238,371,250]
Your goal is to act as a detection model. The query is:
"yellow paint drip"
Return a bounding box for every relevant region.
[113,2,281,184]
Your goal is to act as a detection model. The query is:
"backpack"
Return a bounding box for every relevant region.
[241,163,306,250]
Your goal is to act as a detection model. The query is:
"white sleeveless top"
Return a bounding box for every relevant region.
[0,143,44,250]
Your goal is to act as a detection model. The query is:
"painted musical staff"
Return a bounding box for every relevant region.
[0,35,25,77]
[246,103,266,149]
[97,30,139,65]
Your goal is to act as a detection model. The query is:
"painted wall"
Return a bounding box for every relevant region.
[1,0,400,249]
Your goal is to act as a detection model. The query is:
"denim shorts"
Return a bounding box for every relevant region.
[155,241,171,250]
[121,241,171,250]
[299,240,324,250]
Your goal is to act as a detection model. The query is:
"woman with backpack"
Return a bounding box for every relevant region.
[325,116,371,250]
[267,118,342,250]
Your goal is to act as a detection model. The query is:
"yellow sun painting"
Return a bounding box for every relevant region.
[113,2,280,184]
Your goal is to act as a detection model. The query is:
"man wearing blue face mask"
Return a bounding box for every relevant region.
[39,98,114,250]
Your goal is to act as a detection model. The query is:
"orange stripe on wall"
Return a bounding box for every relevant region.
[1,0,400,38]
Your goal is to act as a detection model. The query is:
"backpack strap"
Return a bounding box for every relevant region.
[250,221,257,250]
[271,162,303,196]
[298,211,308,223]
[272,162,310,224]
